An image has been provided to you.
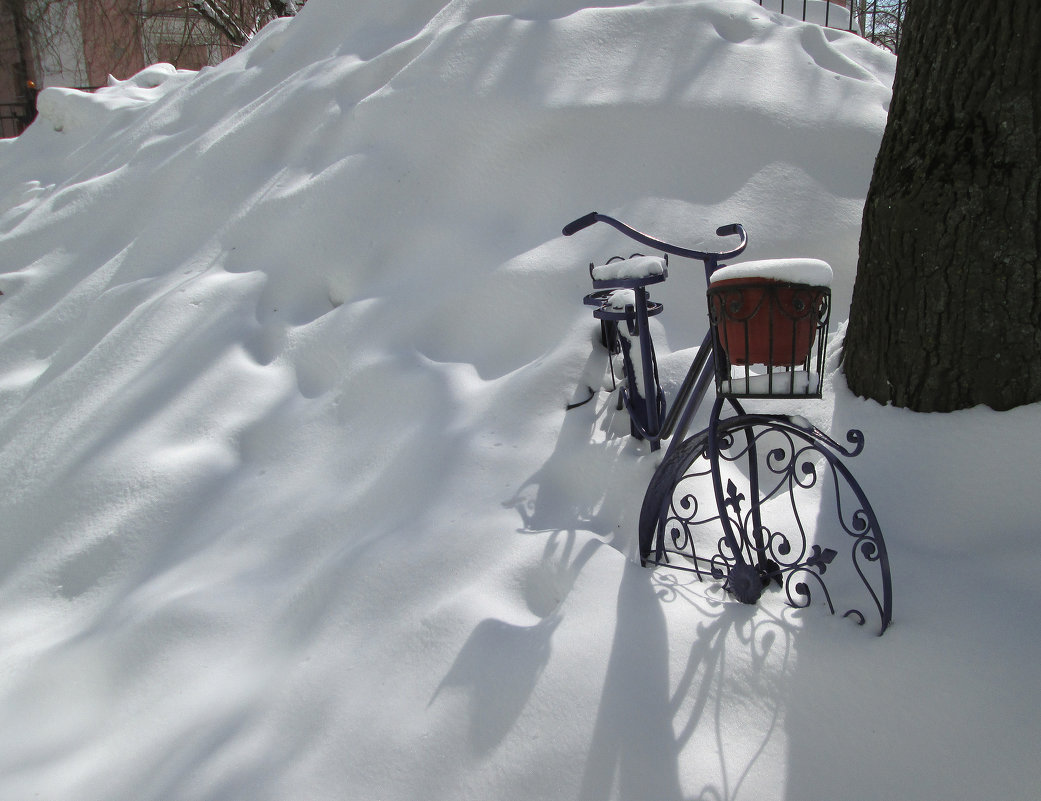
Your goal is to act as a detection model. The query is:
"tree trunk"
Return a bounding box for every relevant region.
[843,0,1041,412]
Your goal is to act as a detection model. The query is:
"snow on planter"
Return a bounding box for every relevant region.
[709,258,833,286]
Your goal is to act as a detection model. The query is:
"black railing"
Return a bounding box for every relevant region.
[755,0,906,54]
[0,101,33,138]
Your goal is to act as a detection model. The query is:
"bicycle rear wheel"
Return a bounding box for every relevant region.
[638,414,893,634]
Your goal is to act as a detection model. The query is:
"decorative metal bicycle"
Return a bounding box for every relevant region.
[564,212,892,635]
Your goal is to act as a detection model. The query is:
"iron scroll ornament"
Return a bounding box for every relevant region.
[639,411,893,635]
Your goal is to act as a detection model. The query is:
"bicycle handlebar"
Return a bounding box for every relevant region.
[562,212,747,263]
[561,212,600,236]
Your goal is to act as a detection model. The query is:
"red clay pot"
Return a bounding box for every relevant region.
[709,278,822,366]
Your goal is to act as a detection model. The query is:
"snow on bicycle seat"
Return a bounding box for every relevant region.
[710,258,832,286]
[605,288,638,309]
[590,255,667,288]
[591,288,663,320]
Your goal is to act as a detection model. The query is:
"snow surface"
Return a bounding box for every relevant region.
[1,1,1039,800]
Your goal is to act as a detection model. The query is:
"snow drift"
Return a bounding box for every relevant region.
[1,1,1038,799]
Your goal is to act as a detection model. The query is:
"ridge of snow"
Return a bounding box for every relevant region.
[2,3,1038,800]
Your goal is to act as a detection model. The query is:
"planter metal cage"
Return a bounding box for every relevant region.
[707,279,831,399]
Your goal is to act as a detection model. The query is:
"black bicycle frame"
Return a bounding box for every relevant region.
[563,212,747,453]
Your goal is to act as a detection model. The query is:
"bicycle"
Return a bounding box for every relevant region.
[563,212,892,634]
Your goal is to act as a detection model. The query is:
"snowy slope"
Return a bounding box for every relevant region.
[1,1,1039,799]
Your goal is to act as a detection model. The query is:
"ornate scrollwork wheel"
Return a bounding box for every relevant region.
[639,414,892,635]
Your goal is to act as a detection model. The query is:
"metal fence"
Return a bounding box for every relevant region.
[754,0,906,53]
[0,101,32,138]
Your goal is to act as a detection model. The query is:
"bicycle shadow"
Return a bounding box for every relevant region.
[503,419,793,798]
[430,610,563,756]
[576,559,684,801]
[504,346,658,557]
[577,562,796,801]
[489,348,793,797]
[428,525,602,757]
[656,571,796,800]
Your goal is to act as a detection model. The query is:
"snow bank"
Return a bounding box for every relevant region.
[1,2,1038,800]
[34,64,198,133]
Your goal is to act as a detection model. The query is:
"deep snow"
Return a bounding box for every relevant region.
[1,1,1039,799]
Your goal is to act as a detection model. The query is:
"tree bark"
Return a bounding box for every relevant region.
[843,0,1041,412]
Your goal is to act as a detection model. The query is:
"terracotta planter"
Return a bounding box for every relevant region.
[708,278,825,367]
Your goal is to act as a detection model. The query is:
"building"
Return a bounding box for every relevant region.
[1,0,258,137]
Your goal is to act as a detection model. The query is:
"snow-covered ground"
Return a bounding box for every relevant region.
[1,1,1039,799]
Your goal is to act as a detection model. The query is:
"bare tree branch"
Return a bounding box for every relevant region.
[189,0,250,47]
[269,0,299,16]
